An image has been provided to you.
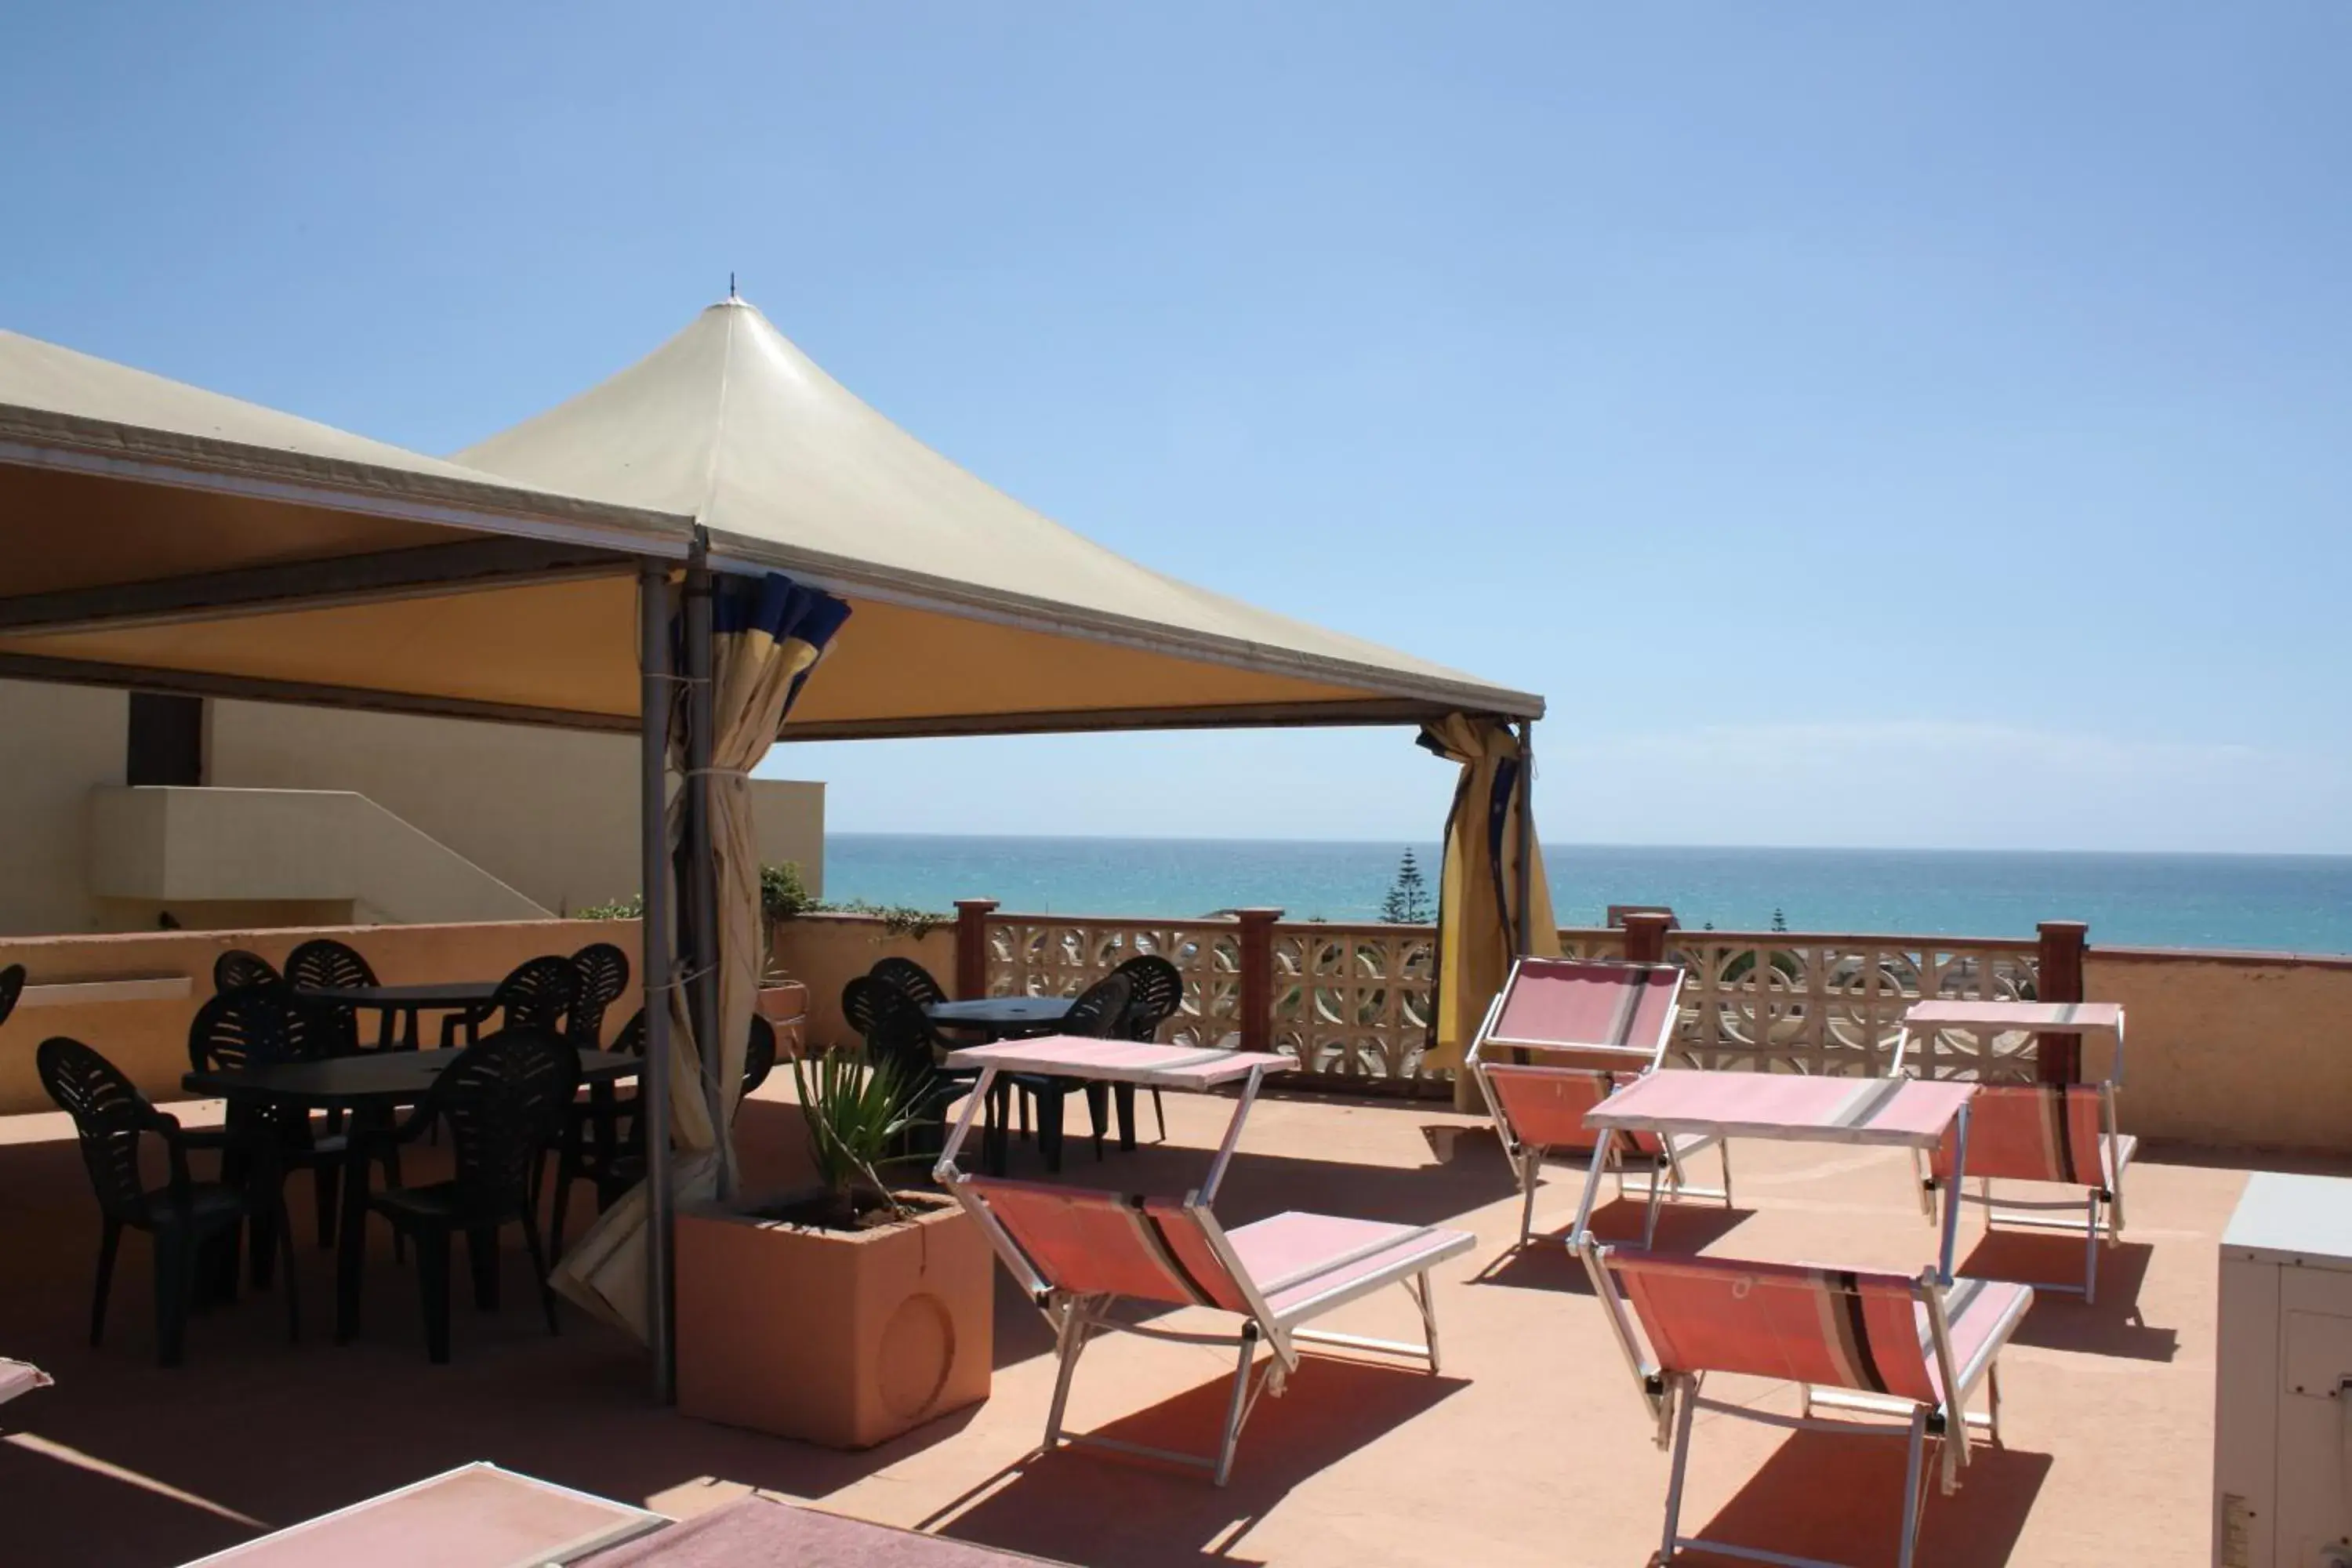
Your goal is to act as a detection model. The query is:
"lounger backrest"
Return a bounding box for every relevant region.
[1929,1083,2111,1187]
[1483,1064,1665,1156]
[1481,959,1682,1069]
[962,1177,1250,1313]
[1604,1250,1936,1405]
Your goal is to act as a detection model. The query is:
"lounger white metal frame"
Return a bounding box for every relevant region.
[933,1037,1473,1486]
[1591,1247,2034,1568]
[1467,957,1730,1247]
[1892,1001,2132,1301]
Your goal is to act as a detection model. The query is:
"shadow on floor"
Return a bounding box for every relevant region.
[1955,1233,2175,1362]
[1677,1428,2052,1568]
[1470,1199,1755,1294]
[916,1355,1470,1568]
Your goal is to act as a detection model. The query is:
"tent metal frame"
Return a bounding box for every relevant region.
[0,362,1543,1406]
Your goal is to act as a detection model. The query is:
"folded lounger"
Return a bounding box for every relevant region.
[955,1175,1473,1486]
[1894,1013,2133,1301]
[1593,1248,2032,1568]
[1468,957,1730,1247]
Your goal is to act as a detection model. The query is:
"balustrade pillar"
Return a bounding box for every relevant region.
[954,899,999,1000]
[1621,911,1675,964]
[2036,920,2089,1083]
[1236,907,1283,1054]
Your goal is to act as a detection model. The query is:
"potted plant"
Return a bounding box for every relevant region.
[675,1050,993,1448]
[755,862,813,1047]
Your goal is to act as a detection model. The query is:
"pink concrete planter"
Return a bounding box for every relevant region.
[674,1192,992,1449]
[756,980,808,1055]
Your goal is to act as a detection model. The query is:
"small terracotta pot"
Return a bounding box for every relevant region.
[676,1191,992,1448]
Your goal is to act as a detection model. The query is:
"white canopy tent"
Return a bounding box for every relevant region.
[0,306,1544,1396]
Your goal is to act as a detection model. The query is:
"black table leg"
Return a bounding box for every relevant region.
[335,1105,384,1343]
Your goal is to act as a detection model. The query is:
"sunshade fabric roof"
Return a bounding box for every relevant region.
[456,298,1541,731]
[0,310,1540,735]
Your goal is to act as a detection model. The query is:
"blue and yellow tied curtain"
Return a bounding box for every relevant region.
[554,572,848,1338]
[1418,715,1559,1075]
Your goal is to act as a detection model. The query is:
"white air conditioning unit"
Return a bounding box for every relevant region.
[2216,1172,2352,1567]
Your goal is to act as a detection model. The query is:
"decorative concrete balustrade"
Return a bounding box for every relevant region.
[952,900,2092,1097]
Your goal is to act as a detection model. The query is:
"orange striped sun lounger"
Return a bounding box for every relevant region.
[1594,1249,2033,1568]
[1468,958,1730,1247]
[952,1176,1473,1486]
[1896,1001,2132,1301]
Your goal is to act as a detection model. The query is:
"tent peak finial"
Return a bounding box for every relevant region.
[728,271,737,300]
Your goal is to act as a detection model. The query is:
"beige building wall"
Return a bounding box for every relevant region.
[0,680,825,935]
[0,681,126,934]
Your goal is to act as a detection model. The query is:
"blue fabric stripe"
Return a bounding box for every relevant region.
[711,572,852,650]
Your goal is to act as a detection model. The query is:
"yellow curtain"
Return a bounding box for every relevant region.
[554,574,848,1338]
[1421,714,1559,1073]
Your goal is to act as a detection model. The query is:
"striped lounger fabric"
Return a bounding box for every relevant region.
[956,1176,1475,1486]
[1922,1081,2135,1301]
[1596,1249,2033,1568]
[1468,957,1731,1247]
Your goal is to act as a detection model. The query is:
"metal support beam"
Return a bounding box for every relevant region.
[682,539,725,1198]
[0,651,637,734]
[1514,718,1537,956]
[0,538,634,634]
[637,562,677,1404]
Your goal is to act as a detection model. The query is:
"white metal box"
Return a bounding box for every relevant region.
[2216,1171,2352,1567]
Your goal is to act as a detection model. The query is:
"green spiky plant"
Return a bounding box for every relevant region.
[791,1047,930,1229]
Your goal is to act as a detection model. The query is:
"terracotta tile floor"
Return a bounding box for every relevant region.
[0,1080,2302,1566]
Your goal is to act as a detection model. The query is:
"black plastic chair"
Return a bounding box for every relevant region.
[547,1011,778,1257]
[38,1036,296,1366]
[285,938,386,1054]
[1112,954,1185,1142]
[188,985,396,1263]
[365,1029,577,1363]
[443,955,579,1049]
[861,982,985,1167]
[981,972,1130,1173]
[567,942,632,1050]
[869,956,950,1009]
[212,949,281,995]
[0,963,23,1028]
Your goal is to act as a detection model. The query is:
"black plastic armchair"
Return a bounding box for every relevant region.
[212,949,281,995]
[1112,954,1185,1143]
[285,938,387,1054]
[38,1036,296,1366]
[364,1029,577,1363]
[442,955,579,1049]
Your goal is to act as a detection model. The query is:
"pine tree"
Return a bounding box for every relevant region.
[1381,848,1432,924]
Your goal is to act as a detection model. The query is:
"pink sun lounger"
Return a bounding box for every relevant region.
[1895,1001,2133,1301]
[0,1358,50,1408]
[1594,1248,2033,1568]
[955,1175,1473,1486]
[1468,958,1730,1247]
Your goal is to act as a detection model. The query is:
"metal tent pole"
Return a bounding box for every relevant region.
[1515,719,1537,956]
[683,541,724,1195]
[637,562,677,1403]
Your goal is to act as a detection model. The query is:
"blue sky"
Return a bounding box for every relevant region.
[6,5,2348,851]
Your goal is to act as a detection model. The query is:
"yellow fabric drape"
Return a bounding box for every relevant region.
[552,583,840,1338]
[1422,714,1559,1073]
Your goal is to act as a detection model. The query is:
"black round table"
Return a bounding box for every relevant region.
[294,981,502,1051]
[923,996,1073,1040]
[921,995,1152,1165]
[184,1048,639,1344]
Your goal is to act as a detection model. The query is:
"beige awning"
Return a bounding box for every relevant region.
[0,307,1541,735]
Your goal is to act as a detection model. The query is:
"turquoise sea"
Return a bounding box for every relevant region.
[823,835,2352,954]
